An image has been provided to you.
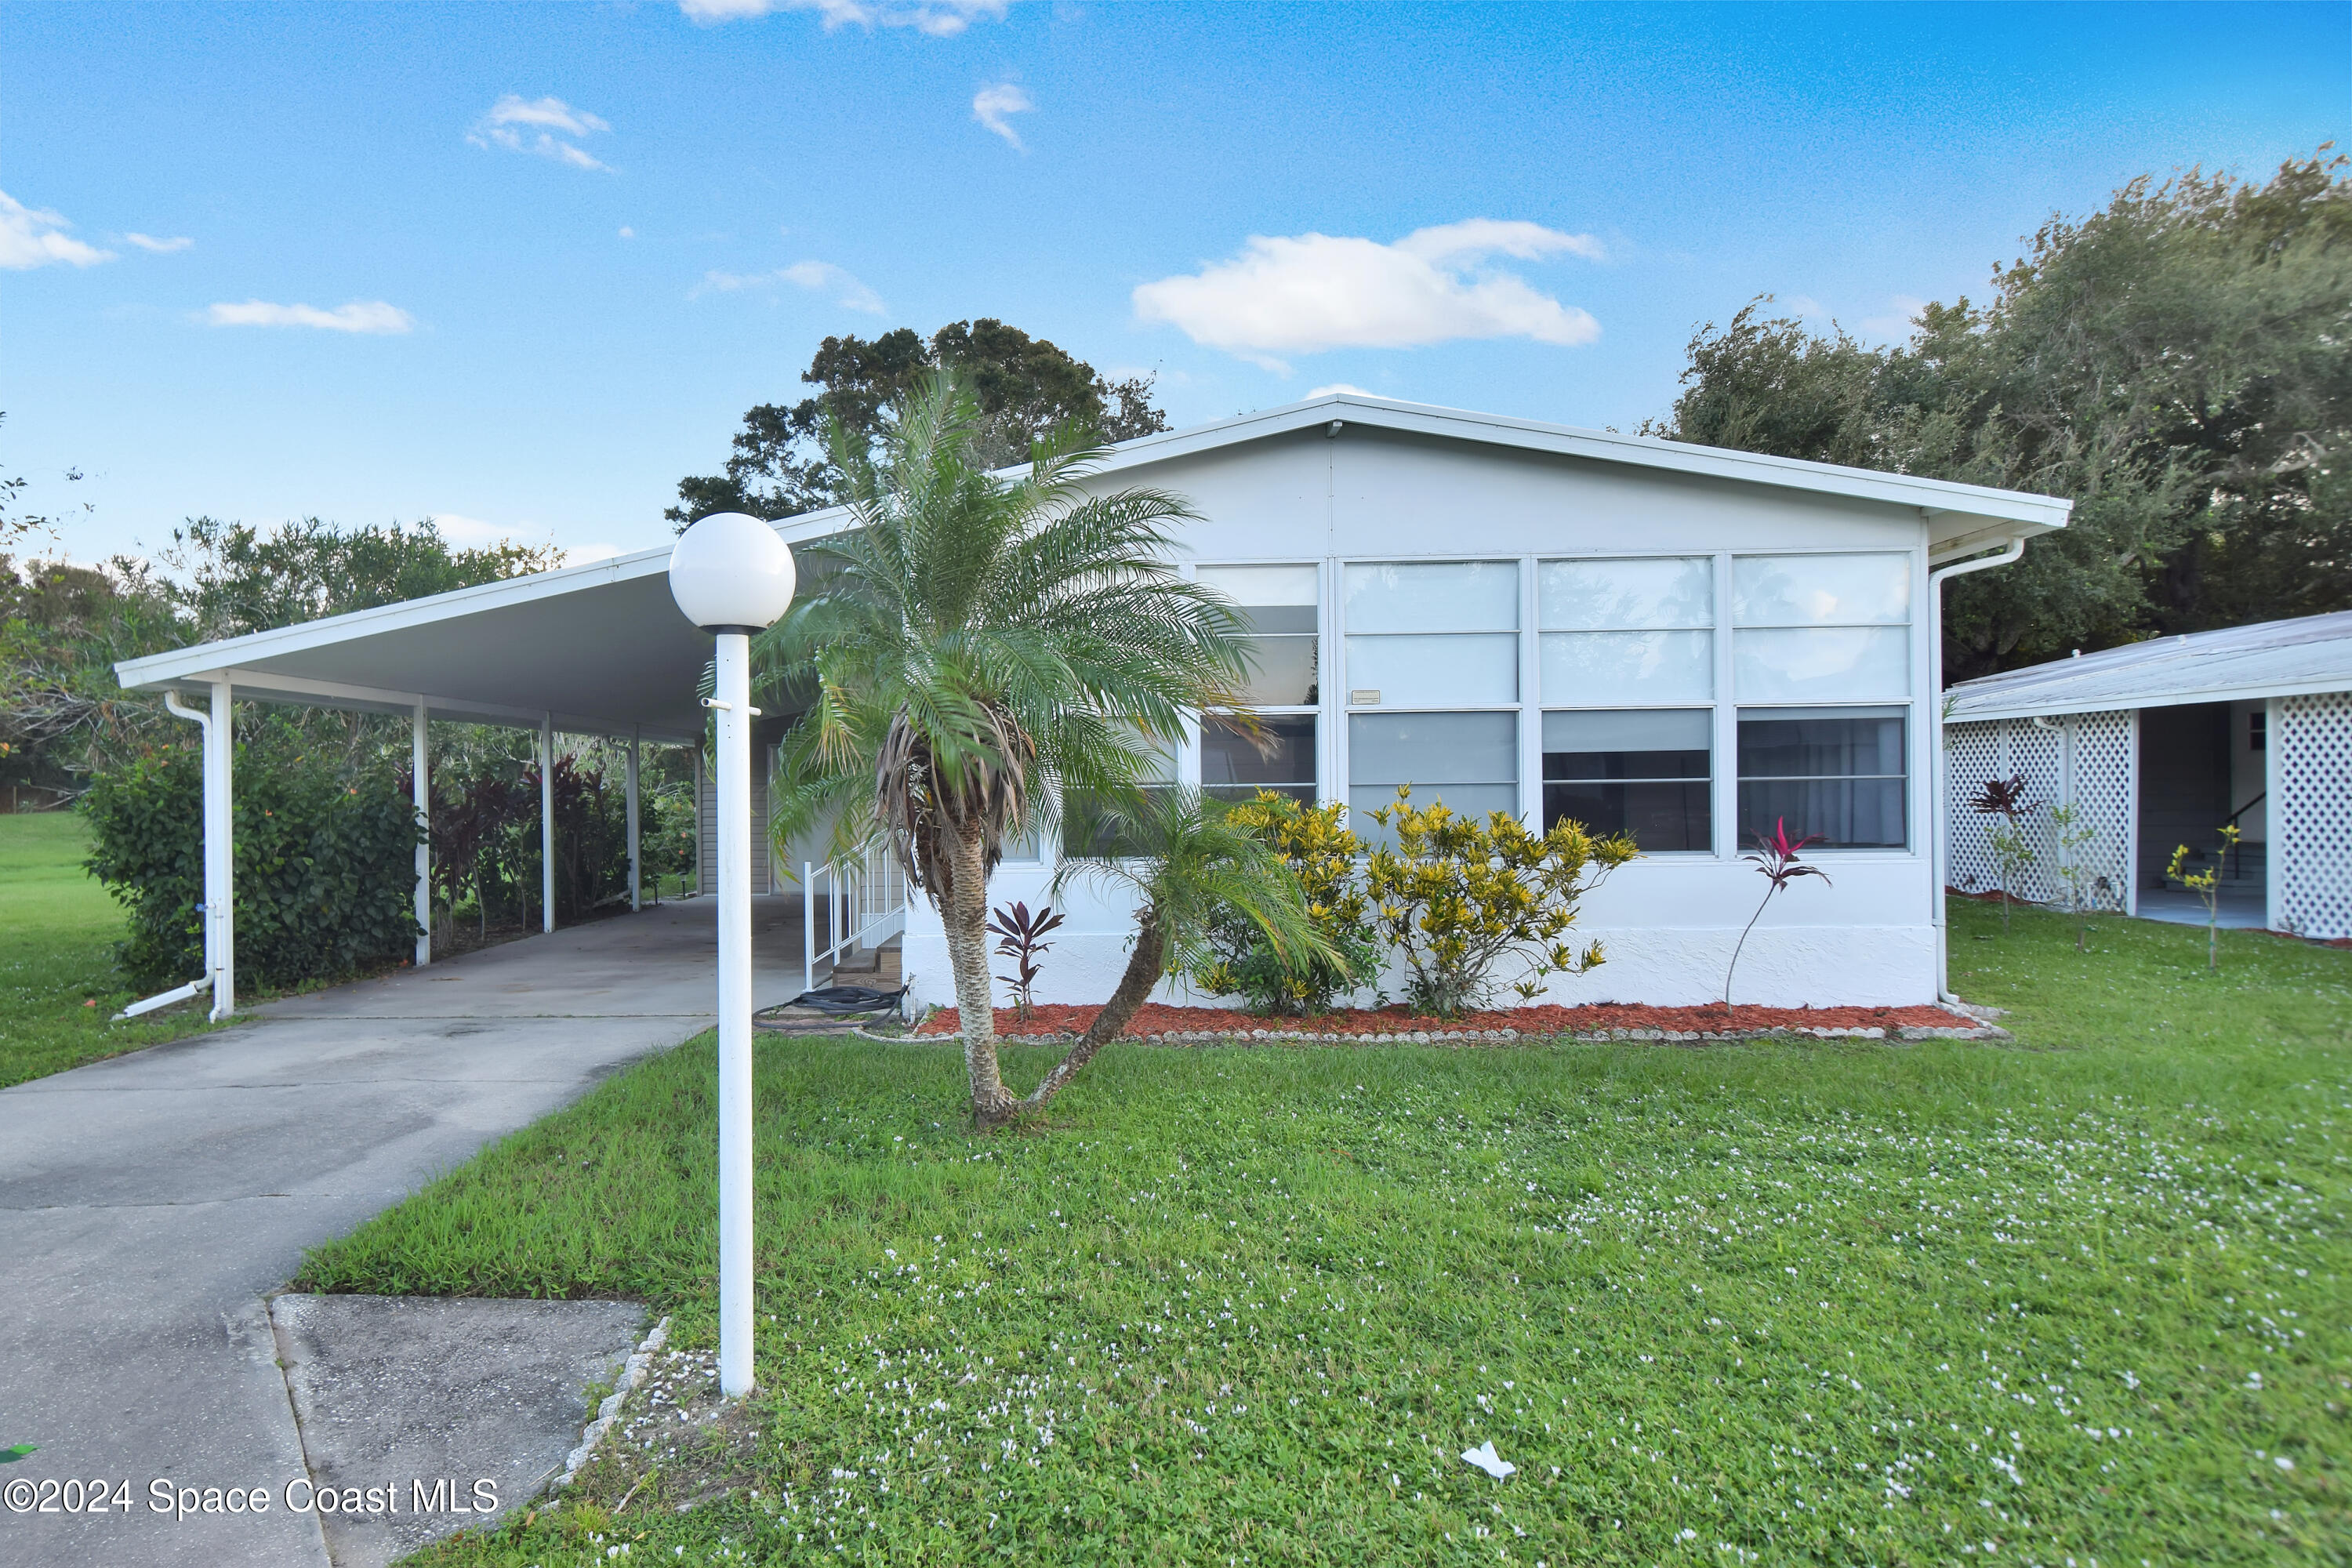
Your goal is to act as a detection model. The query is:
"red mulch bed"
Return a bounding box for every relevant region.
[915,1000,1976,1039]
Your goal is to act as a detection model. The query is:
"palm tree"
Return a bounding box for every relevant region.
[1029,787,1334,1112]
[761,372,1249,1128]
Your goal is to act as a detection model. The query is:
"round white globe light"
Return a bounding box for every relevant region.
[668,512,797,630]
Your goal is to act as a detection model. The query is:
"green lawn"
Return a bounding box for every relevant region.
[298,898,2350,1566]
[0,811,219,1088]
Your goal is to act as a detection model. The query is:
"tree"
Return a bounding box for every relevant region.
[2,518,560,794]
[761,370,1246,1130]
[1033,787,1331,1111]
[669,319,1171,525]
[161,516,561,643]
[1652,151,2352,680]
[0,412,93,550]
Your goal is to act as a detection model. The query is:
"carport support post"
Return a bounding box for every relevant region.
[412,702,430,967]
[626,728,642,912]
[713,631,756,1398]
[206,678,235,1018]
[539,714,556,934]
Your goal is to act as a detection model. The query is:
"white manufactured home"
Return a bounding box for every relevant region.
[114,394,2068,1016]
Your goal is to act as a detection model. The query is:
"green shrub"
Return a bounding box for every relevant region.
[1193,793,1379,1013]
[1363,786,1636,1014]
[82,743,423,992]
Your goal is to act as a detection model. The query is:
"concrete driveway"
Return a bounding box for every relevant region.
[0,897,811,1568]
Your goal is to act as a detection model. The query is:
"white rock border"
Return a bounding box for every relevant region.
[880,1017,2011,1047]
[554,1314,670,1492]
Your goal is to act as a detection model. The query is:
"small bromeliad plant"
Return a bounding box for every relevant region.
[986,900,1063,1019]
[2167,822,2242,972]
[1724,818,1829,1014]
[1362,786,1636,1016]
[1193,793,1380,1014]
[1969,774,2037,932]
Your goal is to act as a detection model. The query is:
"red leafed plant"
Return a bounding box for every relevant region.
[1724,818,1831,1014]
[986,901,1065,1019]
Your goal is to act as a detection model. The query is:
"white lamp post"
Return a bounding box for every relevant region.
[668,511,797,1399]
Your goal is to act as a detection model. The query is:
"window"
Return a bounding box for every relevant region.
[1732,553,1911,702]
[1064,732,1179,858]
[1737,707,1906,849]
[2250,709,2267,752]
[1348,711,1517,844]
[1196,564,1319,807]
[1343,561,1518,707]
[1199,564,1319,706]
[1542,709,1710,850]
[1203,713,1316,805]
[1538,557,1713,704]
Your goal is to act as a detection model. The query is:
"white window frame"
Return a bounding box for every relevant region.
[1337,555,1524,831]
[1194,560,1325,809]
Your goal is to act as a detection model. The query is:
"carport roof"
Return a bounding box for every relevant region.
[1945,609,2352,722]
[115,392,2071,738]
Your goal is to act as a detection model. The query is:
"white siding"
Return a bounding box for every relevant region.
[903,424,1953,1011]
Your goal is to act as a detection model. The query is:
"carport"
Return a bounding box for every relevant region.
[111,514,897,1018]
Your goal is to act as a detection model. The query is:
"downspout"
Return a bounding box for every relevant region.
[120,690,226,1021]
[1929,535,2027,1004]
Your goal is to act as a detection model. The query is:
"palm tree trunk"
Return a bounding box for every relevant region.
[1022,906,1164,1114]
[943,819,1018,1129]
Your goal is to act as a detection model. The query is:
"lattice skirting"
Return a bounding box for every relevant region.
[1944,713,2134,913]
[2276,692,2352,940]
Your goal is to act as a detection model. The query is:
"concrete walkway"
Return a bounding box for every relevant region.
[0,898,807,1568]
[2133,887,2270,930]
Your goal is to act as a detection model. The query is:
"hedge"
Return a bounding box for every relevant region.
[82,743,423,993]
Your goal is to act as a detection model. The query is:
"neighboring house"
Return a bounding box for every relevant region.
[114,394,2068,1014]
[1943,611,2352,940]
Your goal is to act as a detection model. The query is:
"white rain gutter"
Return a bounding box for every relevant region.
[114,692,226,1022]
[1929,535,2027,1004]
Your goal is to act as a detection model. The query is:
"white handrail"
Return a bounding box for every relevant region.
[801,841,909,993]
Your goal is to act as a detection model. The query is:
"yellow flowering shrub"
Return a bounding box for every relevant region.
[1363,786,1637,1015]
[1193,793,1379,1013]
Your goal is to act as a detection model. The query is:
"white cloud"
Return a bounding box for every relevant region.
[433,514,617,564]
[1133,219,1603,370]
[470,95,612,171]
[1306,383,1375,397]
[1858,294,1929,341]
[0,191,114,269]
[427,514,513,546]
[618,226,635,239]
[971,82,1033,149]
[125,233,194,254]
[697,260,886,315]
[205,299,416,334]
[679,0,1007,34]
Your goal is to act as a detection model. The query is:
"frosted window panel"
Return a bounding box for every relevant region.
[1235,636,1319,706]
[1350,783,1518,836]
[1541,630,1711,703]
[1733,627,1910,702]
[1344,561,1519,633]
[1539,557,1712,630]
[1345,633,1518,706]
[1348,711,1516,786]
[1542,708,1711,753]
[1733,554,1912,626]
[1199,564,1319,607]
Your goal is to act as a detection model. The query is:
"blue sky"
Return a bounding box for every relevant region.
[5,1,2346,565]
